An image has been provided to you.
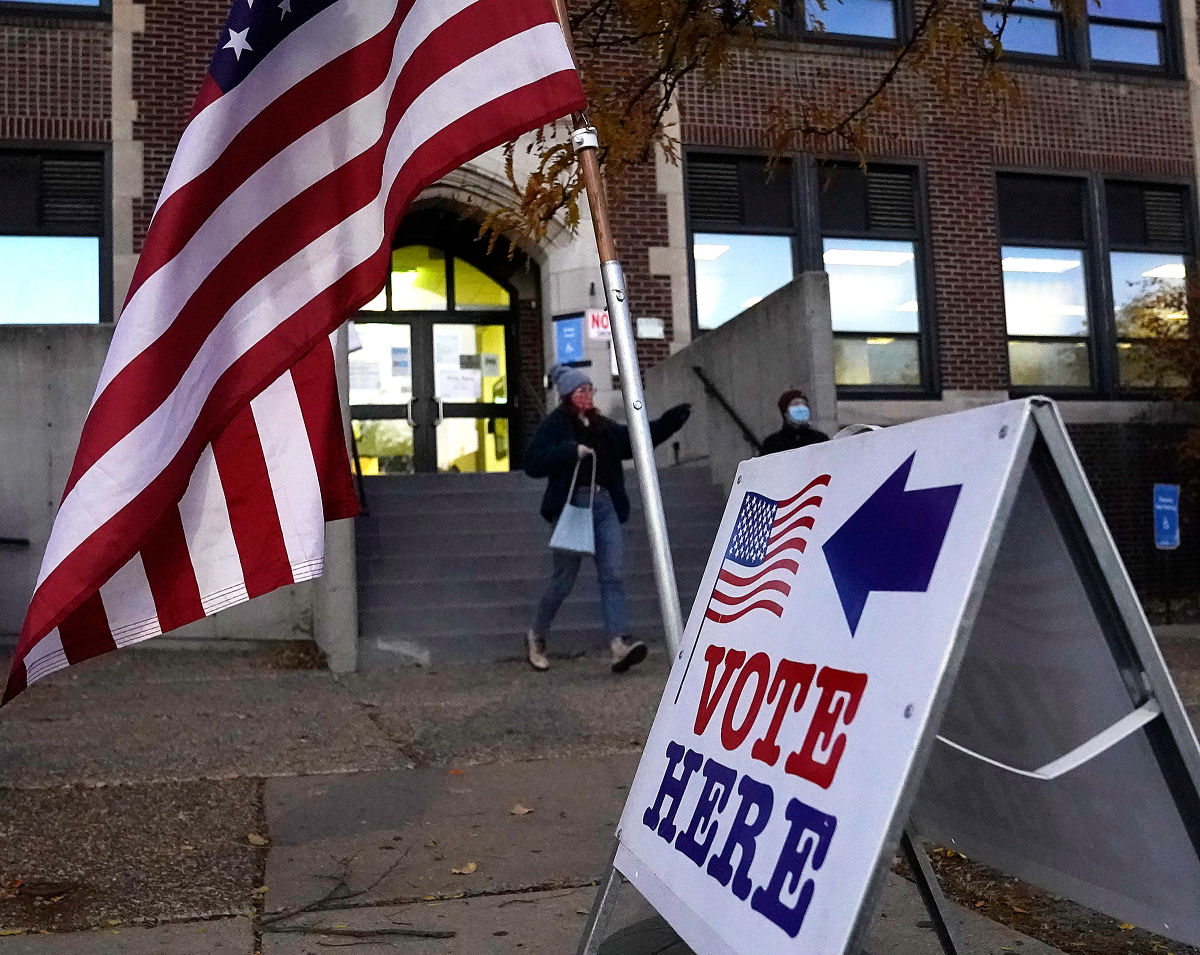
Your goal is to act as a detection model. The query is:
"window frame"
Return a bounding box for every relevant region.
[816,159,939,398]
[982,0,1181,76]
[774,0,911,46]
[0,142,113,325]
[0,0,110,19]
[997,169,1196,399]
[682,150,939,398]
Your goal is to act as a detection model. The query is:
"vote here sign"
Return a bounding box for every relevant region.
[615,400,1035,954]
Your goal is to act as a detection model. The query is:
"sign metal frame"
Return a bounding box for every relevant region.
[579,397,1200,954]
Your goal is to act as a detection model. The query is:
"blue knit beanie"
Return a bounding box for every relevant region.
[550,363,593,398]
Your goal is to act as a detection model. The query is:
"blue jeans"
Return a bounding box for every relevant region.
[533,490,630,640]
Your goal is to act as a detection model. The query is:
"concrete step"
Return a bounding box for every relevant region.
[358,568,708,609]
[356,543,716,582]
[354,521,721,556]
[358,624,672,666]
[360,464,716,496]
[355,500,726,532]
[361,591,677,634]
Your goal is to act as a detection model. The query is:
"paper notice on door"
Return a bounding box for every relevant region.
[437,368,483,401]
[349,357,381,393]
[435,330,461,367]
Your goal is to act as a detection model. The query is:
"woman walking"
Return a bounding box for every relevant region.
[524,364,691,673]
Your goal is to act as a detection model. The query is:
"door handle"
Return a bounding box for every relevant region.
[406,398,417,427]
[433,396,444,426]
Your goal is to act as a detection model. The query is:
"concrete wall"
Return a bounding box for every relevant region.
[0,325,325,646]
[642,272,835,493]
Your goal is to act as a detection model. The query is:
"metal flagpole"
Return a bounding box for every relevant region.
[548,1,685,661]
[547,4,684,952]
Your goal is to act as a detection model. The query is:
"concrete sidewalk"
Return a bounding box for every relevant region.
[0,644,1103,952]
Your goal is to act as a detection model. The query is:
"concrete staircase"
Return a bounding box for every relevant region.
[355,464,726,667]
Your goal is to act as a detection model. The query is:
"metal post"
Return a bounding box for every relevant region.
[575,844,624,955]
[899,827,964,955]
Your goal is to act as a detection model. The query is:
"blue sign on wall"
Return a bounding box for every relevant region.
[553,313,586,365]
[1154,483,1180,550]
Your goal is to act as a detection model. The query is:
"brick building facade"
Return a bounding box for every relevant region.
[2,0,1198,615]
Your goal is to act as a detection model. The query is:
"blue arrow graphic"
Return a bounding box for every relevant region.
[823,453,962,636]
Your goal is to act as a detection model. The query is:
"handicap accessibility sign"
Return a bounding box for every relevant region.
[606,399,1200,954]
[1154,483,1180,550]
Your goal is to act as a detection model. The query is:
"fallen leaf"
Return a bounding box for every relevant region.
[510,804,534,816]
[106,919,121,926]
[247,833,270,847]
[181,844,195,851]
[1119,923,1135,930]
[1010,905,1027,913]
[448,769,464,776]
[451,862,477,875]
[251,885,269,897]
[0,929,25,937]
[974,901,984,908]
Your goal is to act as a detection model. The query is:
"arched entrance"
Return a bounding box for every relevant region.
[349,233,525,474]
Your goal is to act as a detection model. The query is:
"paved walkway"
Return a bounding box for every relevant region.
[5,637,1185,952]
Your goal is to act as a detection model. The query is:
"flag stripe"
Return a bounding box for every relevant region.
[715,559,801,589]
[705,601,786,625]
[42,66,579,596]
[294,339,358,522]
[764,538,808,561]
[71,20,575,499]
[250,372,326,578]
[106,0,548,402]
[157,0,401,213]
[777,476,832,508]
[58,592,116,666]
[773,495,824,527]
[99,553,162,646]
[710,579,792,606]
[143,506,208,631]
[128,2,414,303]
[177,445,248,617]
[769,514,815,543]
[8,0,586,704]
[213,406,295,600]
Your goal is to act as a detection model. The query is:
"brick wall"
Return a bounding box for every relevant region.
[0,14,110,141]
[131,0,226,247]
[1069,423,1200,617]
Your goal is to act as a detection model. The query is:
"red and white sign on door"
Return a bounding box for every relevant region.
[587,308,612,341]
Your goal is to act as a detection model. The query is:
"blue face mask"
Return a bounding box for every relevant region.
[787,404,811,424]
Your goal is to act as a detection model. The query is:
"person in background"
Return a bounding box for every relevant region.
[761,388,829,455]
[523,364,691,673]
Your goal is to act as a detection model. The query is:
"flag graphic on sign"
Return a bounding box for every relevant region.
[3,0,585,704]
[705,474,832,624]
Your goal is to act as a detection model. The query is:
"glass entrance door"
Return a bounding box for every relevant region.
[349,245,517,475]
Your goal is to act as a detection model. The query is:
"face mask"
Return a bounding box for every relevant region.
[787,404,811,424]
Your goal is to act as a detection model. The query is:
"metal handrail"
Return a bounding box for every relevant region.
[690,365,763,454]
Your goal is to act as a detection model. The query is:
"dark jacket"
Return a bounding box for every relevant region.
[524,404,691,524]
[761,423,829,456]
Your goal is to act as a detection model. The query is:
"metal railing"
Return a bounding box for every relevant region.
[690,365,763,455]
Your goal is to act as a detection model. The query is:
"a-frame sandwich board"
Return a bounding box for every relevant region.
[583,397,1200,954]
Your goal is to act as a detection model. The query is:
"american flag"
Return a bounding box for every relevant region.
[3,0,585,704]
[704,474,832,624]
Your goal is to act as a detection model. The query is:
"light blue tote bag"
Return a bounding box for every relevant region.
[549,457,595,555]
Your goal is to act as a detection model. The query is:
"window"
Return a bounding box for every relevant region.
[359,245,511,314]
[819,164,927,388]
[1107,181,1190,389]
[997,173,1192,395]
[0,0,107,14]
[983,0,1175,70]
[794,0,899,39]
[0,150,106,325]
[685,154,933,392]
[686,155,796,332]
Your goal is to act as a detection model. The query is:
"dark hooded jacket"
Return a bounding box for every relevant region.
[524,403,691,524]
